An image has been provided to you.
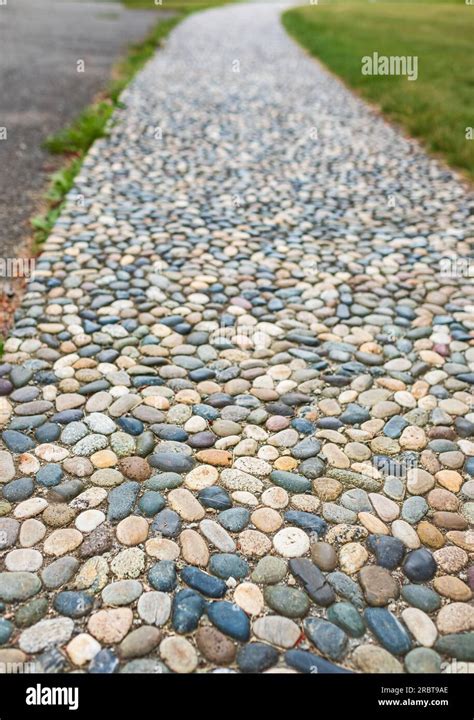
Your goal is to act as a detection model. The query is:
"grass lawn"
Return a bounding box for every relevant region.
[282,1,474,181]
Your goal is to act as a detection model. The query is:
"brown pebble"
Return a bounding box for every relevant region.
[416,521,445,549]
[428,427,456,441]
[432,512,467,530]
[311,542,338,571]
[359,565,399,606]
[80,525,113,558]
[196,626,236,665]
[118,457,151,482]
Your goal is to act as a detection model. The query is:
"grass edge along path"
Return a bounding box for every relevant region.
[32,7,200,249]
[281,3,474,183]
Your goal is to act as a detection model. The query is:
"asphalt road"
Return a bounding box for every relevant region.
[0,0,163,260]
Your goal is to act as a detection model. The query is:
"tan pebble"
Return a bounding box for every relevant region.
[116,516,148,546]
[160,636,197,673]
[70,487,107,511]
[261,486,288,509]
[399,426,427,450]
[313,477,342,501]
[436,470,463,493]
[90,469,123,488]
[35,443,69,462]
[361,418,385,435]
[411,380,429,399]
[168,488,205,521]
[401,608,437,647]
[376,378,406,392]
[0,649,27,666]
[370,436,400,454]
[43,529,83,556]
[446,531,474,552]
[419,350,445,366]
[391,519,420,549]
[238,529,272,557]
[180,529,209,567]
[322,443,350,469]
[145,538,180,561]
[345,442,371,461]
[184,464,218,491]
[273,456,298,471]
[339,542,368,574]
[318,398,341,415]
[436,603,474,634]
[433,576,472,601]
[421,449,440,475]
[252,616,301,648]
[358,512,389,535]
[19,519,46,547]
[291,494,320,513]
[63,457,93,477]
[74,556,108,591]
[406,468,435,495]
[17,453,39,475]
[251,508,282,533]
[231,491,258,506]
[353,645,403,673]
[372,401,400,419]
[14,498,48,519]
[175,389,201,404]
[317,429,346,443]
[195,449,233,466]
[369,493,400,522]
[273,527,310,557]
[427,488,459,512]
[233,582,264,615]
[88,608,133,643]
[66,633,101,666]
[90,450,118,468]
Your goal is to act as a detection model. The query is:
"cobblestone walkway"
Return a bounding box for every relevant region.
[0,3,473,674]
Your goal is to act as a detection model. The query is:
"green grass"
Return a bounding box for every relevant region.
[31,158,82,242]
[282,2,474,180]
[34,1,227,247]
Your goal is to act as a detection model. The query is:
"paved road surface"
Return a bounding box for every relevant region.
[0,0,162,260]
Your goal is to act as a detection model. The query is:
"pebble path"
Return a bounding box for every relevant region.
[0,2,473,674]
